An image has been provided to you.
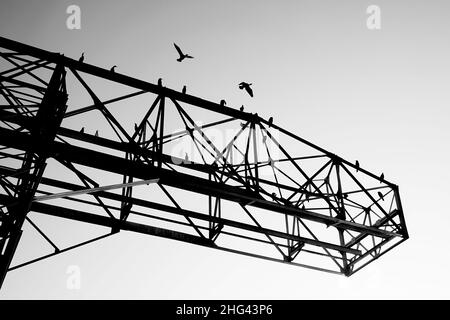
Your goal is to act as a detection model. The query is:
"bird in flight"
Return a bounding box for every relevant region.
[174,43,194,62]
[238,82,253,97]
[79,52,85,63]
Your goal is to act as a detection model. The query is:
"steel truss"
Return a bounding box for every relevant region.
[0,36,408,289]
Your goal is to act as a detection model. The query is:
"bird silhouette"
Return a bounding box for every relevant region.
[268,117,273,126]
[79,52,85,63]
[134,123,138,131]
[95,130,99,137]
[182,85,186,94]
[238,82,253,97]
[110,65,117,72]
[240,105,244,112]
[378,191,384,201]
[355,160,360,171]
[174,43,194,62]
[380,173,384,182]
[80,127,84,133]
[302,204,305,211]
[158,78,163,86]
[220,99,226,107]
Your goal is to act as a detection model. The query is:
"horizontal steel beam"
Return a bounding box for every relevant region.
[0,192,360,255]
[3,176,362,255]
[33,178,159,202]
[0,127,399,239]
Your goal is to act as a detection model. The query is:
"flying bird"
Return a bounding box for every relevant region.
[110,65,117,72]
[238,82,253,97]
[174,43,194,62]
[79,52,85,63]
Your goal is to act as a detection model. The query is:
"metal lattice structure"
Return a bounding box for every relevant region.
[0,37,408,289]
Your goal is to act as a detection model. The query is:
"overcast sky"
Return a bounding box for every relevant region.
[1,0,450,299]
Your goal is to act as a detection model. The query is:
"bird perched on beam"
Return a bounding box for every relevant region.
[158,78,163,86]
[268,117,273,126]
[174,43,194,62]
[238,82,253,97]
[79,52,85,63]
[95,130,99,137]
[240,105,244,112]
[378,191,384,201]
[355,160,360,172]
[380,172,384,182]
[182,85,187,94]
[80,127,85,133]
[110,65,117,73]
[220,99,226,107]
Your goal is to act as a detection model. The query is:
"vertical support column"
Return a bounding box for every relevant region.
[119,151,133,224]
[0,62,67,289]
[208,173,222,241]
[335,160,350,275]
[393,185,409,238]
[157,96,165,169]
[251,121,259,192]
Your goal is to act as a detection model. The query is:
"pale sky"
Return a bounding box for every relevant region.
[0,0,450,299]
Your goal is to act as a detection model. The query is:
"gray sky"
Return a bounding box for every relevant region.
[0,0,449,299]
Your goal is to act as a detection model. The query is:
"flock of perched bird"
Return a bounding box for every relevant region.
[77,44,387,191]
